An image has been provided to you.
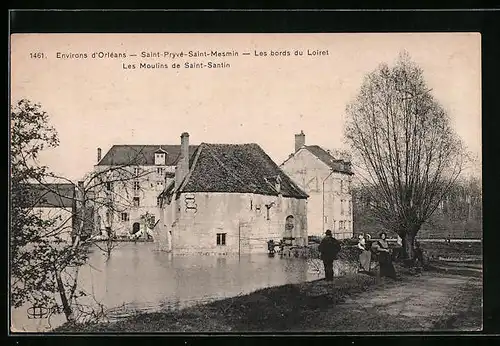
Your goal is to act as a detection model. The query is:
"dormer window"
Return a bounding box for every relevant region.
[154,151,166,165]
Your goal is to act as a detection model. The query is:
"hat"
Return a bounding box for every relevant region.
[325,230,332,236]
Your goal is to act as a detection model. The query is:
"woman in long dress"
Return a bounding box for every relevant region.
[357,234,371,273]
[371,232,397,279]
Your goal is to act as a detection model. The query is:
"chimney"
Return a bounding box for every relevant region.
[295,130,305,152]
[175,132,190,188]
[97,148,102,163]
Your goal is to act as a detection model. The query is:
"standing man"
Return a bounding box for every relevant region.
[318,229,341,281]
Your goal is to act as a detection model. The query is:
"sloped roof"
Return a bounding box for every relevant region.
[26,183,75,208]
[97,145,199,166]
[170,143,308,199]
[295,145,353,175]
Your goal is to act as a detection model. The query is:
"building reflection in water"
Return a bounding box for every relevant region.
[12,242,315,331]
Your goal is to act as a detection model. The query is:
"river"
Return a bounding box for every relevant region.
[11,242,320,332]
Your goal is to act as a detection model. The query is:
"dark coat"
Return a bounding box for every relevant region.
[318,236,341,260]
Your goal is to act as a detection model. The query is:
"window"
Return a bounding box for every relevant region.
[121,212,129,221]
[133,197,140,207]
[157,167,165,175]
[324,216,328,223]
[340,199,345,215]
[157,197,163,207]
[216,233,226,246]
[155,153,166,165]
[133,181,140,191]
[106,211,112,224]
[348,200,352,215]
[339,221,344,229]
[106,182,113,191]
[340,180,344,193]
[134,167,140,176]
[156,181,164,190]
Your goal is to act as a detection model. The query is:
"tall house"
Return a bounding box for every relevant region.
[93,137,197,237]
[280,131,354,239]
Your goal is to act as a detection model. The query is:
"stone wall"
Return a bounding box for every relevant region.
[164,192,307,255]
[281,148,353,238]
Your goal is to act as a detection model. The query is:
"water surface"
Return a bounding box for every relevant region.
[12,242,319,332]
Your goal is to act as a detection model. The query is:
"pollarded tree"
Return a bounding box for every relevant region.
[344,52,467,262]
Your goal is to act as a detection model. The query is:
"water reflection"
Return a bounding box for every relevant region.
[12,242,316,332]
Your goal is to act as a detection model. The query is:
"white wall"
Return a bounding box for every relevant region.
[93,164,172,236]
[281,148,353,239]
[161,192,307,255]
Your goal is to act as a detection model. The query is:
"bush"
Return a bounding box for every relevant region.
[338,245,361,262]
[340,238,360,247]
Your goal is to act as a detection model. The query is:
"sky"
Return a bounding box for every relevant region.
[11,33,481,181]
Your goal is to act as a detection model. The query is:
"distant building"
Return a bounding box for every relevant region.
[280,131,354,239]
[94,142,197,237]
[158,133,309,255]
[26,183,77,242]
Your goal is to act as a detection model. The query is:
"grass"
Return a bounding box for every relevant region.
[54,274,380,333]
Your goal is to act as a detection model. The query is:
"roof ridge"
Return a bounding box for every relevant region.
[177,144,205,193]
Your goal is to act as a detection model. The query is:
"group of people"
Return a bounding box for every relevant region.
[318,229,400,281]
[356,231,398,279]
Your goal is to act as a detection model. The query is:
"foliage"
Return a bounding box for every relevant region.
[10,99,93,322]
[10,99,155,324]
[11,100,63,307]
[344,52,467,260]
[140,211,157,229]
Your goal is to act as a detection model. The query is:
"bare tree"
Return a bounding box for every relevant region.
[344,52,468,262]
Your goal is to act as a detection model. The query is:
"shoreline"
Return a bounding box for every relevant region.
[53,263,482,333]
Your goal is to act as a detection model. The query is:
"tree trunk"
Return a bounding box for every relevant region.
[403,233,415,261]
[54,269,75,322]
[401,225,420,266]
[105,237,113,260]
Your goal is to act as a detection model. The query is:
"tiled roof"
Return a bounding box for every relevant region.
[305,145,353,175]
[26,183,76,208]
[170,143,308,199]
[97,145,198,166]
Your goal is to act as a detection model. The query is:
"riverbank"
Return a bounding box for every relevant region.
[53,263,482,332]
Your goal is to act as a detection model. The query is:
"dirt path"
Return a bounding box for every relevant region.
[305,271,482,332]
